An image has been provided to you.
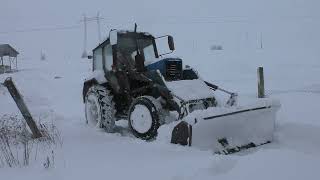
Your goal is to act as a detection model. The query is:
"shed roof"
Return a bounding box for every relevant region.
[0,44,19,57]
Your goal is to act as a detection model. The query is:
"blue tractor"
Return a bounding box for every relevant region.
[83,27,280,153]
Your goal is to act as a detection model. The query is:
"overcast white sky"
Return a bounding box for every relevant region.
[1,0,319,61]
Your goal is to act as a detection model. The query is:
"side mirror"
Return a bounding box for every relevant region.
[87,55,93,59]
[110,29,118,45]
[155,35,175,57]
[168,36,175,51]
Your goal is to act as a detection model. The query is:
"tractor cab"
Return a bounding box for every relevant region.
[89,29,199,100]
[116,31,158,72]
[89,29,182,95]
[91,31,154,71]
[91,30,174,73]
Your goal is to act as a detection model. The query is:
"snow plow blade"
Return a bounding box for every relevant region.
[171,98,280,154]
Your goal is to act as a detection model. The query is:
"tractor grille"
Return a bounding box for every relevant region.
[166,61,182,80]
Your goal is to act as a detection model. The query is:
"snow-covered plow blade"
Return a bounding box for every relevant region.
[170,98,280,154]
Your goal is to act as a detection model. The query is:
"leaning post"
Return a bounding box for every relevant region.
[3,77,42,138]
[257,67,265,98]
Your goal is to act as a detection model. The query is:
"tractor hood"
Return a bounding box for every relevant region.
[165,79,215,101]
[146,58,183,81]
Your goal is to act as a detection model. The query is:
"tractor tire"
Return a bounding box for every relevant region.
[84,85,116,133]
[128,96,161,140]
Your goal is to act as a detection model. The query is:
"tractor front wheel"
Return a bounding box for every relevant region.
[128,96,161,140]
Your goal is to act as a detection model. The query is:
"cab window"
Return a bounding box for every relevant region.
[93,47,103,71]
[103,44,113,71]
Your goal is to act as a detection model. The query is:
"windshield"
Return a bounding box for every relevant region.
[142,44,157,65]
[117,35,157,66]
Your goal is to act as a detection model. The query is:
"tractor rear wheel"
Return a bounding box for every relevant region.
[85,85,116,132]
[128,96,161,140]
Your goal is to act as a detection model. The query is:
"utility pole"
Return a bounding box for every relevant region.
[97,12,102,42]
[81,14,88,58]
[80,13,104,58]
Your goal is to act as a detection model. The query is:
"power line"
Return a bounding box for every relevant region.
[1,15,319,35]
[0,25,81,34]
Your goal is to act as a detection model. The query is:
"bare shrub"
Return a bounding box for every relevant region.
[0,114,62,168]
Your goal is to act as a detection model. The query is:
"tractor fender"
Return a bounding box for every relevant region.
[83,70,109,103]
[86,70,108,84]
[82,79,99,103]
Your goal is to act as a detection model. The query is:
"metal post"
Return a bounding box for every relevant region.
[4,77,42,138]
[257,67,265,98]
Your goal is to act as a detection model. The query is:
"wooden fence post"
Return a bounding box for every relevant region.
[4,77,42,138]
[257,67,265,98]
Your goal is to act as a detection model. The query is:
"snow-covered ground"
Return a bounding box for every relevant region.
[1,53,319,179]
[1,0,320,179]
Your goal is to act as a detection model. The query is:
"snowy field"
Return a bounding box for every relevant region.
[1,0,320,179]
[1,55,319,180]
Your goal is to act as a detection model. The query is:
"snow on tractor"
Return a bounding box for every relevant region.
[82,25,280,154]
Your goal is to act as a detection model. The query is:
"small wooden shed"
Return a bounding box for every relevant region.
[0,44,19,73]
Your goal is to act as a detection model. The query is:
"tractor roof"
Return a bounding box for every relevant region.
[93,31,154,52]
